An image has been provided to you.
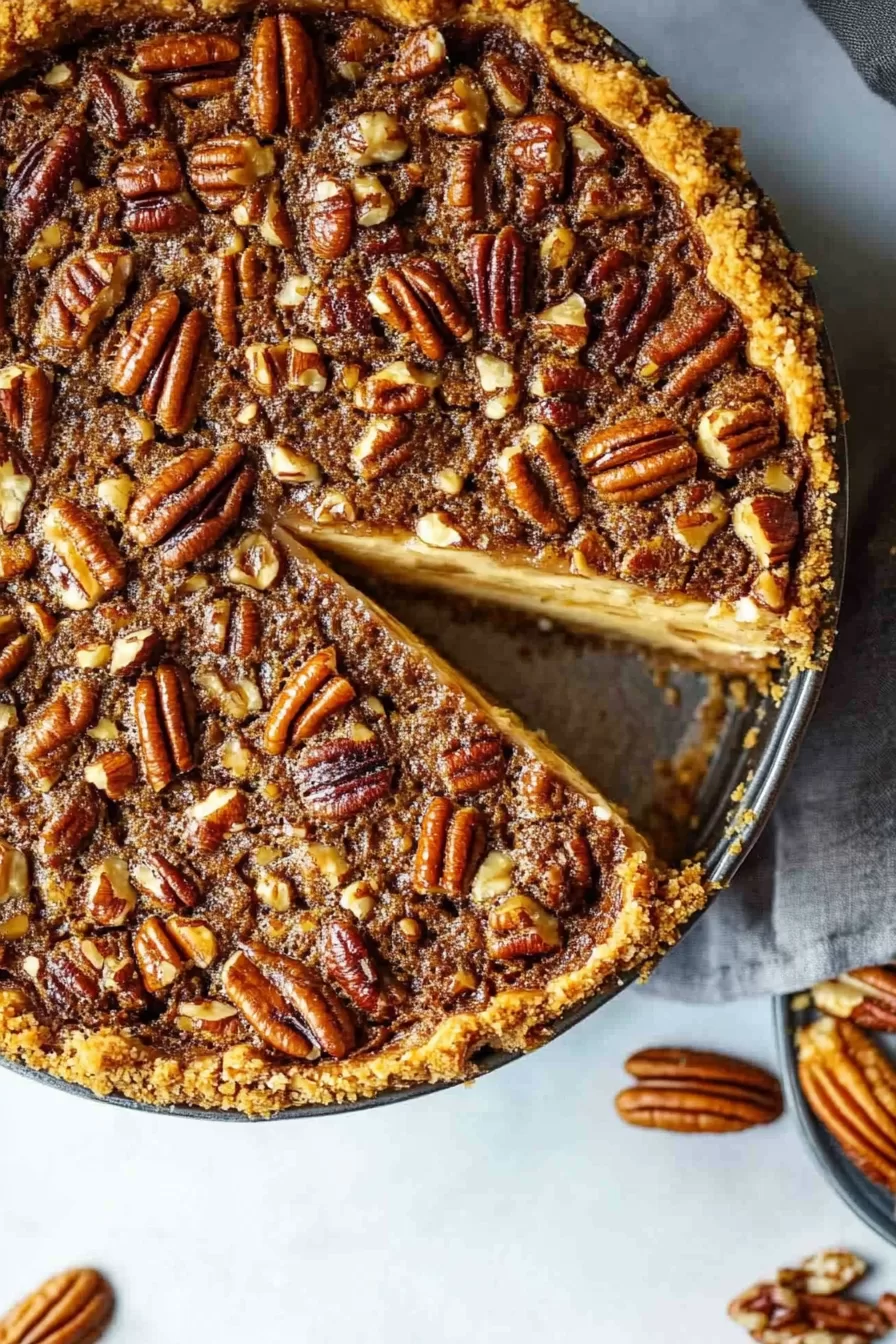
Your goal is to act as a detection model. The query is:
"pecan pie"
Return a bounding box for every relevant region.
[0,0,835,1113]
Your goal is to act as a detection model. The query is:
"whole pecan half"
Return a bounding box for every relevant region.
[412,797,485,897]
[507,113,566,222]
[127,441,254,569]
[187,134,274,211]
[139,308,206,436]
[0,614,31,684]
[440,735,506,795]
[445,141,485,222]
[133,32,241,74]
[351,416,415,481]
[37,247,133,357]
[812,966,896,1032]
[468,226,525,337]
[43,499,126,611]
[369,257,472,359]
[581,415,697,504]
[320,919,394,1019]
[5,124,85,249]
[638,281,728,380]
[89,64,158,145]
[263,647,355,754]
[732,494,799,568]
[108,290,179,397]
[132,852,200,911]
[616,1047,783,1133]
[21,679,98,791]
[243,941,356,1058]
[115,142,198,235]
[307,177,354,260]
[298,737,392,821]
[488,893,561,959]
[133,664,194,792]
[0,363,53,466]
[249,14,320,135]
[497,424,581,536]
[0,1267,114,1344]
[798,1016,896,1191]
[41,785,100,868]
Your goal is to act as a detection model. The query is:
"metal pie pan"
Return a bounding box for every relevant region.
[774,996,896,1246]
[0,28,849,1120]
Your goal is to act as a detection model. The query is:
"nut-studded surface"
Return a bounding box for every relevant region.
[0,0,831,1111]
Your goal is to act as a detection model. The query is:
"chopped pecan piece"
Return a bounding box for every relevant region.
[43,499,126,610]
[354,362,439,415]
[42,785,100,868]
[133,664,194,792]
[5,124,85,249]
[388,27,447,82]
[507,113,566,221]
[480,50,531,115]
[425,72,489,136]
[84,748,137,800]
[351,416,414,481]
[468,227,525,337]
[187,134,274,211]
[697,401,780,473]
[0,614,32,683]
[128,442,254,569]
[186,787,248,851]
[616,1047,783,1132]
[474,354,520,420]
[37,248,133,355]
[0,363,53,466]
[497,425,581,535]
[0,536,35,583]
[264,648,355,753]
[84,855,136,926]
[0,1268,114,1344]
[307,177,353,259]
[232,179,294,248]
[732,494,799,567]
[334,19,388,80]
[778,1249,868,1297]
[369,257,472,359]
[0,449,32,537]
[534,294,589,351]
[671,483,729,553]
[488,893,561,959]
[89,64,157,144]
[577,163,653,224]
[412,797,485,896]
[132,852,200,911]
[249,14,320,135]
[298,736,392,820]
[320,918,394,1019]
[345,111,408,166]
[812,967,896,1033]
[440,735,506,795]
[581,416,697,503]
[110,626,160,676]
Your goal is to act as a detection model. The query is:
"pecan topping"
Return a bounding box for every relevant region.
[812,966,896,1032]
[139,308,206,436]
[354,362,439,416]
[133,915,185,993]
[697,401,780,473]
[307,177,354,259]
[213,255,240,347]
[497,425,581,535]
[238,941,356,1058]
[128,441,254,569]
[186,786,248,851]
[249,15,320,136]
[37,248,133,355]
[0,363,53,466]
[616,1047,783,1132]
[638,282,728,379]
[345,112,408,167]
[445,141,485,221]
[0,537,35,583]
[732,494,799,567]
[110,627,160,676]
[108,291,180,397]
[671,483,729,554]
[581,416,697,503]
[320,918,394,1019]
[798,1015,896,1190]
[480,51,531,115]
[661,321,744,400]
[468,227,525,336]
[389,27,447,82]
[205,595,261,659]
[134,33,240,74]
[577,163,653,224]
[85,855,136,927]
[187,135,274,216]
[474,354,520,420]
[369,257,472,359]
[42,785,100,868]
[264,648,355,753]
[534,294,589,351]
[115,142,197,235]
[22,679,98,791]
[84,748,137,800]
[507,113,566,221]
[133,664,194,792]
[351,416,414,481]
[0,1268,114,1344]
[132,852,200,911]
[440,735,506,795]
[412,798,485,897]
[488,893,561,959]
[425,72,489,136]
[298,737,392,820]
[89,64,157,145]
[0,615,32,683]
[44,499,126,611]
[232,179,294,248]
[6,125,85,249]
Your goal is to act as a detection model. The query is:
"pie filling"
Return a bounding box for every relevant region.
[0,2,833,1111]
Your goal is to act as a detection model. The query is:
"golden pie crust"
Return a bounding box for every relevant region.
[0,0,836,1114]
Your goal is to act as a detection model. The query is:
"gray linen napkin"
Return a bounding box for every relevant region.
[805,0,896,105]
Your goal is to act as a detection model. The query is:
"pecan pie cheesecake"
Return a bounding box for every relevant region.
[0,0,835,1112]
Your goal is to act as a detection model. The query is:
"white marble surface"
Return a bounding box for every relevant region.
[2,2,895,1340]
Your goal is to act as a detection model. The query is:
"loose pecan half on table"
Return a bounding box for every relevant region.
[0,1267,113,1344]
[615,1046,783,1133]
